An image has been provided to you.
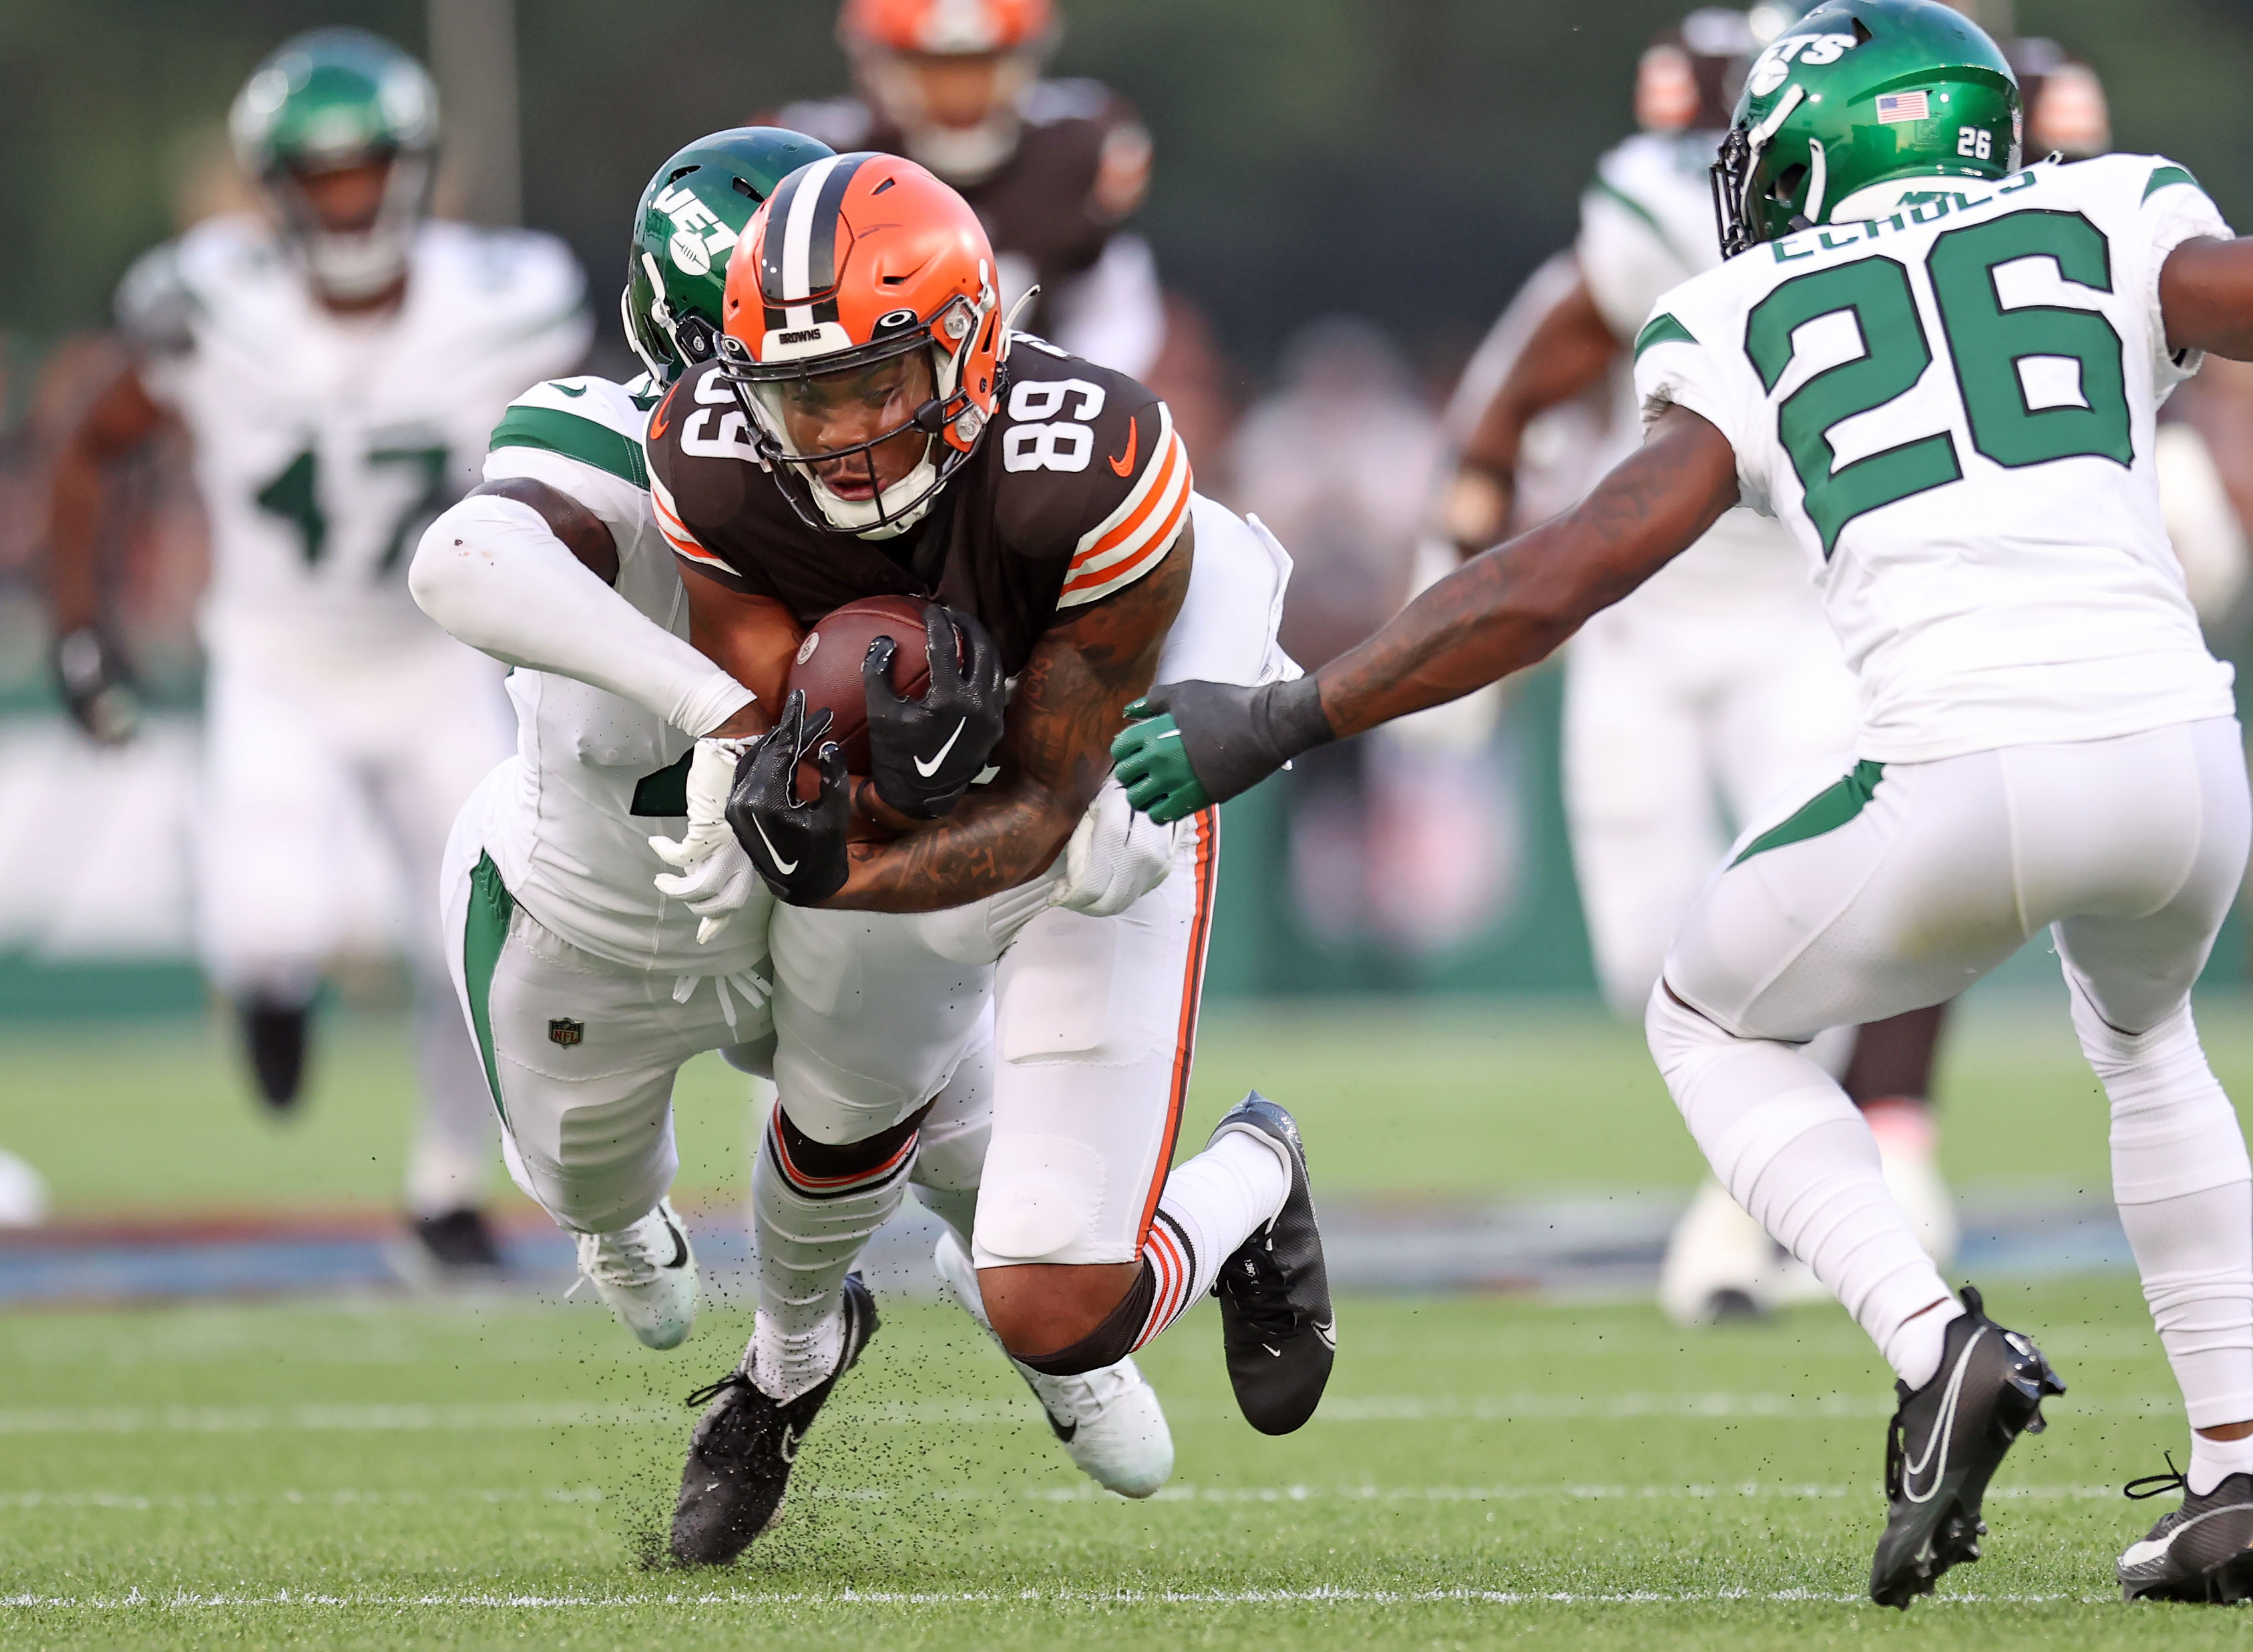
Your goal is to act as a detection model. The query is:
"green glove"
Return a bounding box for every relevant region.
[1110,677,1334,823]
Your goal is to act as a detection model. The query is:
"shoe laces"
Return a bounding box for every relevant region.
[682,1370,763,1460]
[1220,1231,1298,1338]
[575,1211,674,1292]
[2125,1452,2188,1502]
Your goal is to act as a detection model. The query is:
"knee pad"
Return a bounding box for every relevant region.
[972,1134,1108,1267]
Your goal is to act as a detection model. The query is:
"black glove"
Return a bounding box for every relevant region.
[1111,676,1335,821]
[51,625,140,745]
[864,605,1006,819]
[724,691,850,905]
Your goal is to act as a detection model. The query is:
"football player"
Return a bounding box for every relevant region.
[1436,8,1957,1326]
[1117,0,2253,1607]
[774,0,1163,378]
[641,152,1325,1563]
[43,29,589,1273]
[411,127,1177,1502]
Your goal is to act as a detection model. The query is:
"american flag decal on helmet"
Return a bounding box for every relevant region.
[1876,90,1931,124]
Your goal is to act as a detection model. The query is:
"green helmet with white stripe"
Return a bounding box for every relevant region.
[622,128,836,385]
[1713,0,2019,256]
[227,28,440,301]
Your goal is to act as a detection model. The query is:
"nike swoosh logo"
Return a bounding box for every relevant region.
[662,1214,688,1270]
[1261,1344,1283,1358]
[751,816,798,876]
[2121,1534,2175,1568]
[1044,1410,1079,1444]
[778,1423,803,1464]
[1315,1319,1336,1350]
[1108,415,1138,478]
[1902,1325,1985,1504]
[556,381,588,398]
[913,718,967,779]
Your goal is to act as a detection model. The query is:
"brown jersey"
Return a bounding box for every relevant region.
[770,82,1151,340]
[646,337,1191,674]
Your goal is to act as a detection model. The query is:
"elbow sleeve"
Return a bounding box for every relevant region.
[413,494,754,737]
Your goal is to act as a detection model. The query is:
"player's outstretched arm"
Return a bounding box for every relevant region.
[409,485,776,740]
[43,359,165,743]
[1448,272,1622,555]
[816,521,1194,912]
[1114,405,1737,822]
[2161,237,2253,363]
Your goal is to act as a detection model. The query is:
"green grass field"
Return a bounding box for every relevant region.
[7,988,2253,1647]
[1,1283,2239,1648]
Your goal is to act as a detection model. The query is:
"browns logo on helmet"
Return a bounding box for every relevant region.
[716,152,1007,538]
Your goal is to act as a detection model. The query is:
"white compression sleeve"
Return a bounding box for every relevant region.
[410,493,753,737]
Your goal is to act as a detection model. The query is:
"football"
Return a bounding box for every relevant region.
[785,593,943,773]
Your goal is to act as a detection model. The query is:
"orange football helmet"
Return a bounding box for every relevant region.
[718,152,1006,536]
[839,0,1054,55]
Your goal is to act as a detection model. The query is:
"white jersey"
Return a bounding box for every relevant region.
[1577,130,1810,608]
[118,214,589,665]
[1634,154,2238,764]
[475,375,766,979]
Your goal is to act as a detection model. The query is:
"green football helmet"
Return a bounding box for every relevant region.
[1713,0,2020,256]
[622,128,837,385]
[227,28,439,300]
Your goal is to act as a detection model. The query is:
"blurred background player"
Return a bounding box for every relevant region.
[40,28,590,1274]
[774,0,1164,384]
[1431,7,1958,1323]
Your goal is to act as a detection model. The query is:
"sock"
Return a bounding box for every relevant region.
[2073,991,2253,1432]
[751,1106,917,1403]
[1131,1126,1289,1352]
[2190,1430,2253,1495]
[1649,985,1955,1387]
[1887,1297,1968,1392]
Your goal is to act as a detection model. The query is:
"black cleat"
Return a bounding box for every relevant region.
[1209,1093,1334,1436]
[241,997,313,1113]
[2118,1456,2253,1602]
[1869,1284,2065,1609]
[670,1273,878,1565]
[410,1208,505,1271]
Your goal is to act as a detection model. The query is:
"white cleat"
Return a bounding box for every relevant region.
[574,1199,697,1350]
[1658,1178,1776,1325]
[934,1228,1174,1498]
[0,1148,49,1227]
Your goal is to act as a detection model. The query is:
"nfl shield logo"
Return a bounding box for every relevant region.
[548,1018,585,1048]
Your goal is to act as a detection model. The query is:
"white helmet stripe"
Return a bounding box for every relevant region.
[779,154,843,303]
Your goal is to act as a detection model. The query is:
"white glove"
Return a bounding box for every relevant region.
[650,737,761,945]
[1052,778,1182,916]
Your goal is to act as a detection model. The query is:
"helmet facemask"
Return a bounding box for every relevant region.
[269,150,431,302]
[720,294,986,538]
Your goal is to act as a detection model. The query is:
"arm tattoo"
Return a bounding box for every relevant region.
[827,522,1195,911]
[469,476,619,584]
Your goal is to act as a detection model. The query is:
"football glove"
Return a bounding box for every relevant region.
[725,690,851,906]
[864,605,1006,819]
[1052,778,1181,916]
[649,735,764,944]
[52,625,140,745]
[1110,676,1334,824]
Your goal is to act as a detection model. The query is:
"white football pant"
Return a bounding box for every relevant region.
[200,635,513,1215]
[1650,718,2253,1425]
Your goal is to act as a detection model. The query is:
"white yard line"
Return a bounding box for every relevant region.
[0,1392,2181,1433]
[0,1481,2132,1510]
[1,1585,2119,1609]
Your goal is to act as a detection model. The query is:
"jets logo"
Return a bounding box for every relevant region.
[651,184,739,277]
[1746,31,1860,97]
